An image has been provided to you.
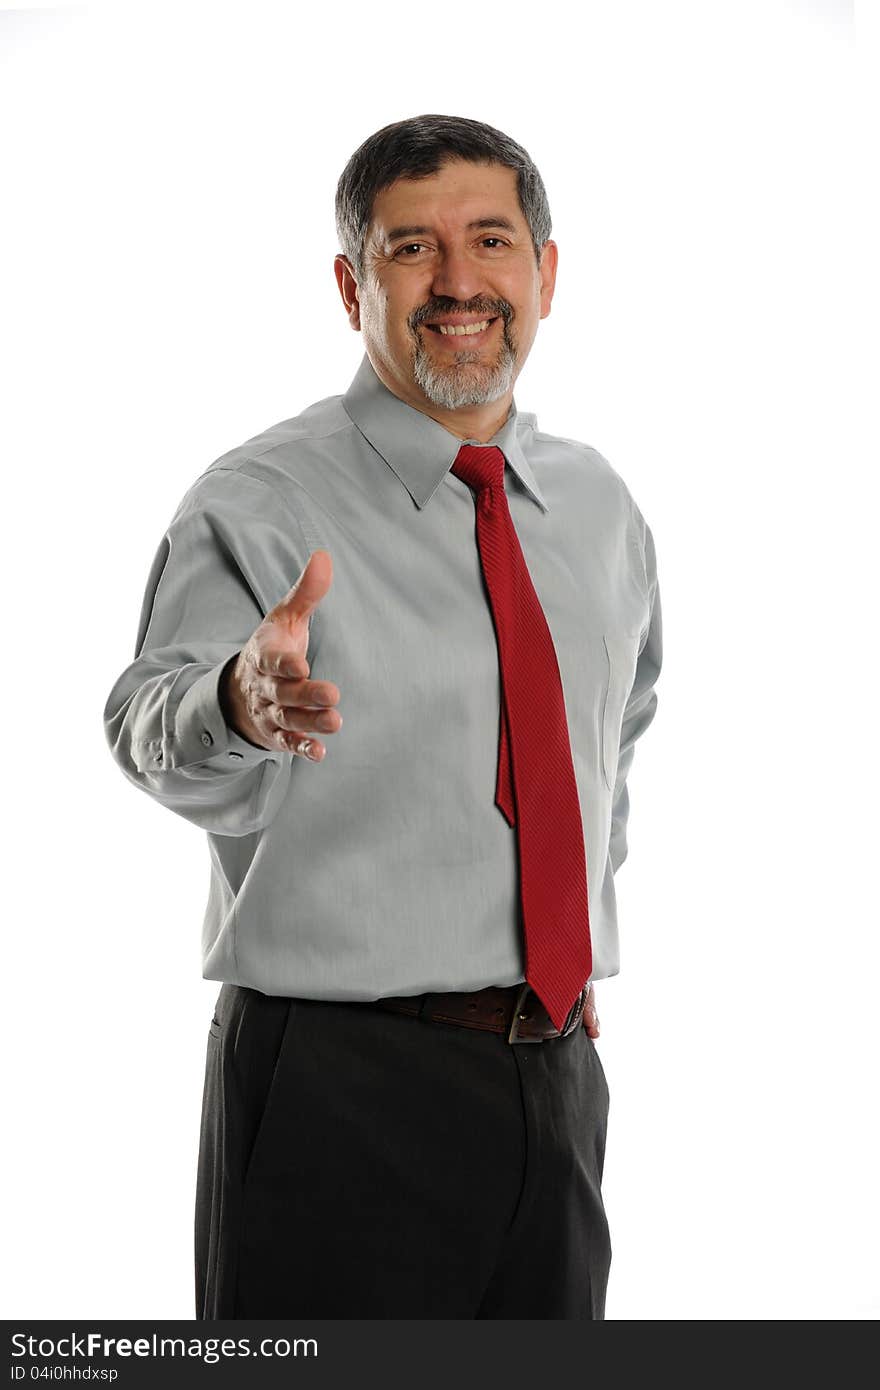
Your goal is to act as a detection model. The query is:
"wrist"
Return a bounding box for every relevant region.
[219,654,262,748]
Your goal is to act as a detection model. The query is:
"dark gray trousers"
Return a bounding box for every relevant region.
[195,983,611,1319]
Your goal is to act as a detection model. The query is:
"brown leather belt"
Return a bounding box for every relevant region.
[374,981,590,1045]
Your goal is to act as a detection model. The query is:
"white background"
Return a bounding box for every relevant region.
[1,0,876,1321]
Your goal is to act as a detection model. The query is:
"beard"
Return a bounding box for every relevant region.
[410,320,517,410]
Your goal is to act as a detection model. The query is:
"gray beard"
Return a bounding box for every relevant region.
[410,326,517,411]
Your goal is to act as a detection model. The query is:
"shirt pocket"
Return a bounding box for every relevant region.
[600,631,643,792]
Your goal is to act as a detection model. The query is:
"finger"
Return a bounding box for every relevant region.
[265,726,327,761]
[264,722,329,767]
[256,675,340,708]
[271,704,343,735]
[288,734,326,762]
[266,549,333,630]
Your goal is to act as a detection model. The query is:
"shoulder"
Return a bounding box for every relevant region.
[522,419,640,519]
[173,393,357,518]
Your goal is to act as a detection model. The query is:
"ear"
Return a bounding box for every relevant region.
[538,240,558,320]
[334,255,362,331]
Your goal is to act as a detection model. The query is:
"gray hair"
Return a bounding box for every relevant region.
[335,113,552,283]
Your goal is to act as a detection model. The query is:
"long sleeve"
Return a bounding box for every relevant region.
[102,467,307,836]
[609,501,663,876]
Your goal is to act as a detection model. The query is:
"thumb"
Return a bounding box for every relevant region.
[269,549,333,628]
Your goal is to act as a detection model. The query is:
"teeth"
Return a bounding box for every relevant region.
[434,319,492,336]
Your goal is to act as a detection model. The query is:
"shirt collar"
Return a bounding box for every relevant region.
[340,351,548,513]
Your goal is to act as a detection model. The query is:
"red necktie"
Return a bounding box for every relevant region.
[451,444,592,1031]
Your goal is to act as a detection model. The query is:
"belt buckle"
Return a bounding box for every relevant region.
[507,983,589,1044]
[507,982,544,1045]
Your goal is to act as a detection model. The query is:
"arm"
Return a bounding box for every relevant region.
[609,499,663,876]
[102,469,305,836]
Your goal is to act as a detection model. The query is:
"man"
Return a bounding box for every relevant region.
[103,113,662,1320]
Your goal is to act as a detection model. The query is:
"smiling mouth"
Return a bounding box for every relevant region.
[422,317,500,342]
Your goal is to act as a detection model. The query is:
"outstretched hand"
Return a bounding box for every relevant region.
[221,549,342,760]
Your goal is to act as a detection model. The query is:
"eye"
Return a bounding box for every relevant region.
[393,237,509,258]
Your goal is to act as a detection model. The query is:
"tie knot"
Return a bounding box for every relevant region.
[450,444,506,494]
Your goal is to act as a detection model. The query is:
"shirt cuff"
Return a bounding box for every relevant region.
[170,655,278,770]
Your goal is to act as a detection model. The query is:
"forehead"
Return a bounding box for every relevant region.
[369,160,525,242]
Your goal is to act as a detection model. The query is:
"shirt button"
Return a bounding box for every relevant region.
[227,751,244,760]
[201,731,214,747]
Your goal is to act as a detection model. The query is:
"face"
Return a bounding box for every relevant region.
[335,158,558,424]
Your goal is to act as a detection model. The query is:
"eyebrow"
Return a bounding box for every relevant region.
[383,216,519,243]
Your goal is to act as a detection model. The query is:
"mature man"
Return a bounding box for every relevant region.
[103,113,662,1320]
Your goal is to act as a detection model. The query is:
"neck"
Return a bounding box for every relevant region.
[369,356,513,442]
[425,399,513,443]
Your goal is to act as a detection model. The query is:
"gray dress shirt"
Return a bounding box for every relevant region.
[103,351,662,1000]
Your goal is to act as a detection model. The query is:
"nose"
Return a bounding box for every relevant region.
[429,244,492,307]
